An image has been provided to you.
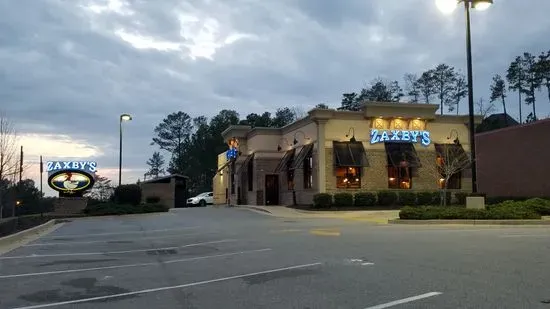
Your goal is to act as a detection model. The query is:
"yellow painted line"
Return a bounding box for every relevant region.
[309,229,341,236]
[270,229,303,233]
[346,217,390,224]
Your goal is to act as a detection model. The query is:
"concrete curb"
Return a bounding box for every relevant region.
[0,219,57,247]
[233,205,273,215]
[389,219,550,225]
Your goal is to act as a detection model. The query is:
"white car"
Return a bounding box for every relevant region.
[187,192,214,207]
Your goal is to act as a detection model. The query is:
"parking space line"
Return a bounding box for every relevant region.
[24,231,221,247]
[0,248,272,278]
[0,239,237,260]
[364,292,442,309]
[40,227,201,239]
[499,234,550,238]
[10,262,322,309]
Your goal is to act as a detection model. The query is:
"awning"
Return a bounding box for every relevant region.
[333,141,368,167]
[236,153,255,174]
[385,142,421,168]
[434,143,470,167]
[290,143,314,169]
[274,148,295,172]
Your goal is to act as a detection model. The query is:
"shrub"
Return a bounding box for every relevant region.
[145,196,161,204]
[313,193,332,209]
[333,193,353,208]
[485,196,528,205]
[417,192,434,205]
[354,192,376,207]
[377,191,398,206]
[114,184,142,205]
[523,198,550,215]
[398,192,416,206]
[399,205,541,220]
[454,192,468,205]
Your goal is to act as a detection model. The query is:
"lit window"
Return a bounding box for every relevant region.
[336,167,361,189]
[388,167,412,189]
[303,153,313,189]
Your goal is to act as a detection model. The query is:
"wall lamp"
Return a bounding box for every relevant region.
[293,130,310,145]
[447,129,460,145]
[277,138,291,152]
[345,127,357,142]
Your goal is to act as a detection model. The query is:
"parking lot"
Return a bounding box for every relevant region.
[1,207,550,308]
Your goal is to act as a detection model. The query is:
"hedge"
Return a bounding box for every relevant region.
[313,193,332,208]
[399,205,541,220]
[377,191,398,206]
[333,193,353,208]
[487,198,550,216]
[355,192,376,207]
[114,184,142,205]
[399,192,416,205]
[83,203,168,216]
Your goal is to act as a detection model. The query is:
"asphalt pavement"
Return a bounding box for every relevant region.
[1,207,550,309]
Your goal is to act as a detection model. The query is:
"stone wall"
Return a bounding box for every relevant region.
[53,197,88,215]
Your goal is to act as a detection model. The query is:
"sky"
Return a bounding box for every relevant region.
[1,0,550,196]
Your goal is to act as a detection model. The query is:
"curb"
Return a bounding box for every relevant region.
[389,219,550,225]
[234,205,273,214]
[0,219,57,247]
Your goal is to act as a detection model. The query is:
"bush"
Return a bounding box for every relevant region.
[84,202,168,216]
[398,192,416,206]
[454,192,468,205]
[399,205,541,220]
[313,193,332,209]
[417,192,434,205]
[485,195,528,205]
[333,193,353,208]
[114,184,142,205]
[354,192,376,207]
[488,198,550,216]
[145,196,161,204]
[377,191,398,206]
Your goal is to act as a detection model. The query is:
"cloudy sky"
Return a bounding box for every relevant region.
[1,0,549,196]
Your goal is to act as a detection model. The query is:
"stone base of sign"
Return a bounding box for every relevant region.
[53,197,88,215]
[466,196,485,209]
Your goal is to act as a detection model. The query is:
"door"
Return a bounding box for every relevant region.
[265,175,279,206]
[174,178,187,208]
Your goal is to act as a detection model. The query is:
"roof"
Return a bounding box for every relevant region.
[476,116,550,137]
[141,174,189,184]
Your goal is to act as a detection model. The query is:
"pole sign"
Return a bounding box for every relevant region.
[47,161,97,197]
[370,129,431,146]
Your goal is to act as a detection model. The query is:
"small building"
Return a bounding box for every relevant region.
[476,118,550,197]
[140,174,189,208]
[213,102,482,206]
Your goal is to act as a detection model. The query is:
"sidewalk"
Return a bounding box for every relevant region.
[232,205,399,224]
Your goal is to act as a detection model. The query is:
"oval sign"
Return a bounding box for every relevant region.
[48,170,95,193]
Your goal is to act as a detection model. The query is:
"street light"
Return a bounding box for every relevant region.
[119,113,132,186]
[436,0,492,194]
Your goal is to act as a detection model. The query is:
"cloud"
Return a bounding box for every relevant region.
[1,0,550,190]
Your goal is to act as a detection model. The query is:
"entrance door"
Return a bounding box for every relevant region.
[265,175,279,206]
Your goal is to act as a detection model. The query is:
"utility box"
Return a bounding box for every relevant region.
[466,196,485,209]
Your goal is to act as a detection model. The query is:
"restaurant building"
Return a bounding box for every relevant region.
[212,102,482,206]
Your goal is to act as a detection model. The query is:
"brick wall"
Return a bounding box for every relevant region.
[141,182,175,208]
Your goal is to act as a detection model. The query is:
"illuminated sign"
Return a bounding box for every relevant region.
[226,137,239,160]
[46,161,97,197]
[370,129,431,146]
[47,161,97,174]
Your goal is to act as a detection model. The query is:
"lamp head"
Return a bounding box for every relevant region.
[120,114,132,121]
[277,145,282,152]
[349,136,357,143]
[293,138,298,145]
[472,0,492,10]
[435,0,458,14]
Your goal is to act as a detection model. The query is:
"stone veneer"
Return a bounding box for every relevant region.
[53,197,88,215]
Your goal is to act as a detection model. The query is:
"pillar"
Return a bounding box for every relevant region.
[317,120,327,193]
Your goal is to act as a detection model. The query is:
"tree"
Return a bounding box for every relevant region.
[447,73,467,114]
[84,175,114,202]
[240,112,272,127]
[476,97,496,119]
[0,113,19,219]
[535,50,550,105]
[490,74,508,125]
[151,111,193,154]
[360,78,403,102]
[525,112,538,123]
[416,70,436,104]
[145,152,165,179]
[403,73,420,103]
[428,144,472,207]
[315,103,330,109]
[522,52,542,120]
[431,64,457,115]
[272,107,295,128]
[338,92,360,111]
[290,106,307,119]
[506,56,528,123]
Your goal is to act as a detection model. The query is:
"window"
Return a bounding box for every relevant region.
[388,167,412,189]
[438,172,461,189]
[247,156,253,191]
[336,167,361,189]
[303,152,313,189]
[287,169,295,190]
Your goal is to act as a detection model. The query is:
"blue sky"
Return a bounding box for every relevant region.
[1,0,549,195]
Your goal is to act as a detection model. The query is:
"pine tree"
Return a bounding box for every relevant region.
[146,152,165,179]
[506,56,528,123]
[490,74,508,125]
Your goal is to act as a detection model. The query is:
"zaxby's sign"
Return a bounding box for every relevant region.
[370,129,431,146]
[47,161,97,197]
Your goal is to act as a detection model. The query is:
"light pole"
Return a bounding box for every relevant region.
[119,113,132,186]
[436,0,493,193]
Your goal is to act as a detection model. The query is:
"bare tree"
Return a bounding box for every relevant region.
[0,112,19,218]
[84,175,114,202]
[403,73,420,103]
[290,106,307,120]
[425,143,472,206]
[475,97,496,119]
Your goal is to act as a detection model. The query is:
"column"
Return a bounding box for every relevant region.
[317,120,327,193]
